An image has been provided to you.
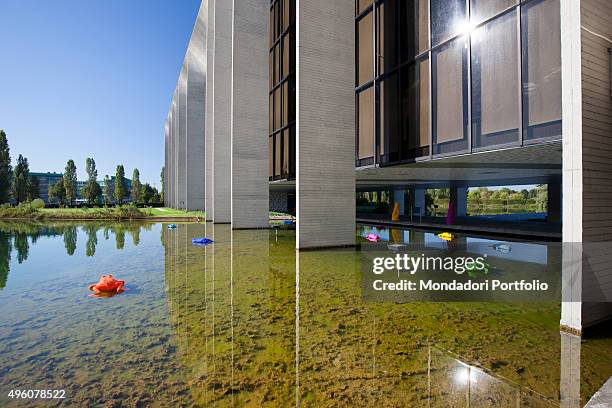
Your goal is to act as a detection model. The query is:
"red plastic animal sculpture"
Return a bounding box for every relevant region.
[88,275,125,295]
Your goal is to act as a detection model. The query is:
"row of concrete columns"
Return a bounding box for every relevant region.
[166,0,356,247]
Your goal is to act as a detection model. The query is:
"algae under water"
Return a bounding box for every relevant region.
[0,221,610,407]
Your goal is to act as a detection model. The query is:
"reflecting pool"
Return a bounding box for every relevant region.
[0,221,610,407]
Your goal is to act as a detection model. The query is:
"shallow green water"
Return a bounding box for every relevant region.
[0,221,610,407]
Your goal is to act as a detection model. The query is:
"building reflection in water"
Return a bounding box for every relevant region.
[162,224,596,407]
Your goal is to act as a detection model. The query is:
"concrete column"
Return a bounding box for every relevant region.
[212,0,232,223]
[393,190,405,215]
[560,0,612,332]
[230,0,269,229]
[450,187,467,217]
[164,119,169,207]
[170,98,176,208]
[547,182,561,223]
[177,66,188,210]
[296,0,356,249]
[173,93,179,209]
[205,0,215,221]
[410,188,426,217]
[185,5,207,211]
[560,331,581,408]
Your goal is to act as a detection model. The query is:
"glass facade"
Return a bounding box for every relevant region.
[269,0,295,181]
[355,0,561,166]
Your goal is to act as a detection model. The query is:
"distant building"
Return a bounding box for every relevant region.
[30,172,63,203]
[99,176,132,204]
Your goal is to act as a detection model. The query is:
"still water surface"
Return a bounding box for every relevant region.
[0,221,610,407]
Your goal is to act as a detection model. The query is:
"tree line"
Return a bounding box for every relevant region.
[0,129,165,207]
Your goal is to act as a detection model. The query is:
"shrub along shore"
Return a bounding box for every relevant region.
[0,203,205,222]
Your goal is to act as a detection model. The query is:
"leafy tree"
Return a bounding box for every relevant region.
[140,183,152,205]
[63,226,77,256]
[12,154,30,204]
[49,181,66,206]
[63,160,78,206]
[131,168,141,204]
[28,175,40,201]
[82,158,102,205]
[160,166,165,203]
[14,233,29,264]
[84,224,98,257]
[0,231,12,289]
[0,130,12,204]
[103,175,112,206]
[114,165,127,204]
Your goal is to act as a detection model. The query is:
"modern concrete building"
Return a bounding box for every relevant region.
[165,0,611,332]
[30,172,63,203]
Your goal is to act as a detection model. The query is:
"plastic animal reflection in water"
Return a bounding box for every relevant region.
[89,275,125,297]
[366,233,381,242]
[437,232,454,241]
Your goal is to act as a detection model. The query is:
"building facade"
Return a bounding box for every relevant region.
[165,0,612,332]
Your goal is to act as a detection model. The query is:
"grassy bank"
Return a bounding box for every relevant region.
[0,204,205,221]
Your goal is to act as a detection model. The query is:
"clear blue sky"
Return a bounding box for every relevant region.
[0,0,201,188]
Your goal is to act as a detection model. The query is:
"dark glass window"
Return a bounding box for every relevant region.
[269,137,274,177]
[274,133,281,177]
[432,37,468,154]
[431,0,467,45]
[521,0,561,141]
[399,0,429,60]
[470,0,517,24]
[401,57,430,159]
[379,74,399,163]
[358,86,375,162]
[357,0,373,15]
[282,130,289,178]
[377,0,397,74]
[471,11,519,148]
[357,11,374,86]
[269,0,296,181]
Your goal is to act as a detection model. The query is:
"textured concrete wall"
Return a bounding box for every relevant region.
[212,0,232,223]
[205,0,216,220]
[164,120,169,207]
[296,0,356,248]
[177,66,188,209]
[185,4,207,211]
[561,0,612,331]
[231,0,269,229]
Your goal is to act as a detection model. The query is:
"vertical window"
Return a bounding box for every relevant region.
[358,86,375,162]
[377,0,397,75]
[521,0,561,140]
[275,134,281,177]
[379,74,399,163]
[399,0,429,60]
[283,34,290,79]
[357,12,374,86]
[470,0,517,24]
[430,0,467,45]
[432,37,468,154]
[282,130,289,178]
[274,45,279,85]
[471,11,519,148]
[274,87,281,130]
[269,137,273,178]
[283,0,290,30]
[401,57,430,159]
[357,0,373,15]
[282,81,289,126]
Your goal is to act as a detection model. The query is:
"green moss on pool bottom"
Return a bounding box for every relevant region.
[0,222,610,407]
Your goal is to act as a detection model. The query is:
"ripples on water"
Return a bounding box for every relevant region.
[0,221,610,407]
